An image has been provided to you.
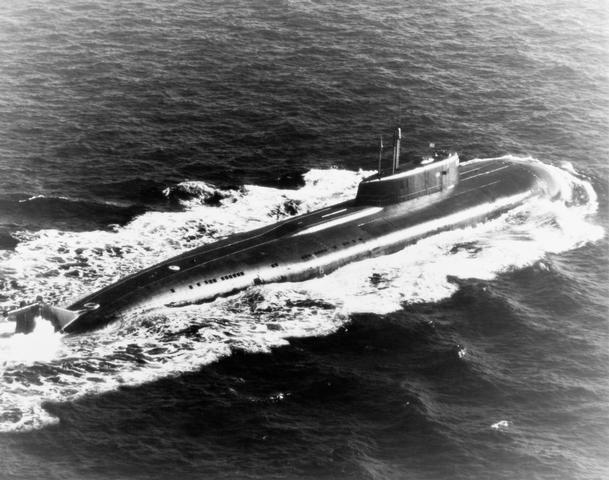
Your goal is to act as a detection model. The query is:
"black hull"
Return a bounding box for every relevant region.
[62,158,560,333]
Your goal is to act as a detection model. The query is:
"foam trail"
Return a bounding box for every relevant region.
[0,158,603,433]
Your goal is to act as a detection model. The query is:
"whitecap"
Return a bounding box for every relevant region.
[491,420,511,430]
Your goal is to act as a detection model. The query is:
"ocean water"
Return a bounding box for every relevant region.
[0,1,607,479]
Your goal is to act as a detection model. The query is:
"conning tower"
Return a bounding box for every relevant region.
[356,128,459,206]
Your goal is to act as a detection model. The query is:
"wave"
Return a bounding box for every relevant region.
[0,229,19,250]
[0,157,603,433]
[0,194,146,237]
[162,181,244,206]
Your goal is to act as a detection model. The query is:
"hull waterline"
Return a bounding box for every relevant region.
[8,156,561,334]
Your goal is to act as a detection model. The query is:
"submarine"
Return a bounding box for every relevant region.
[8,128,561,334]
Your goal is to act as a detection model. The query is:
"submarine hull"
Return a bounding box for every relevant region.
[51,157,560,334]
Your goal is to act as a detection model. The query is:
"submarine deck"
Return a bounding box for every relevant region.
[65,158,548,330]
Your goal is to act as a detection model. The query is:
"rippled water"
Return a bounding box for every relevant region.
[1,1,608,479]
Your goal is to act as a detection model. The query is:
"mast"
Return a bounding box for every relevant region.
[391,127,402,174]
[395,127,402,171]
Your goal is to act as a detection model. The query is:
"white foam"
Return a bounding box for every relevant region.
[491,420,511,430]
[0,317,63,366]
[0,158,603,433]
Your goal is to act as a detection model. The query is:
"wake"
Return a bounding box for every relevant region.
[0,156,603,432]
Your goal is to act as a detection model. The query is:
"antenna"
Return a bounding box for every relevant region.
[397,99,402,128]
[378,135,383,180]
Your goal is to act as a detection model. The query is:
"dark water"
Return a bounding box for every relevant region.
[1,1,608,479]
